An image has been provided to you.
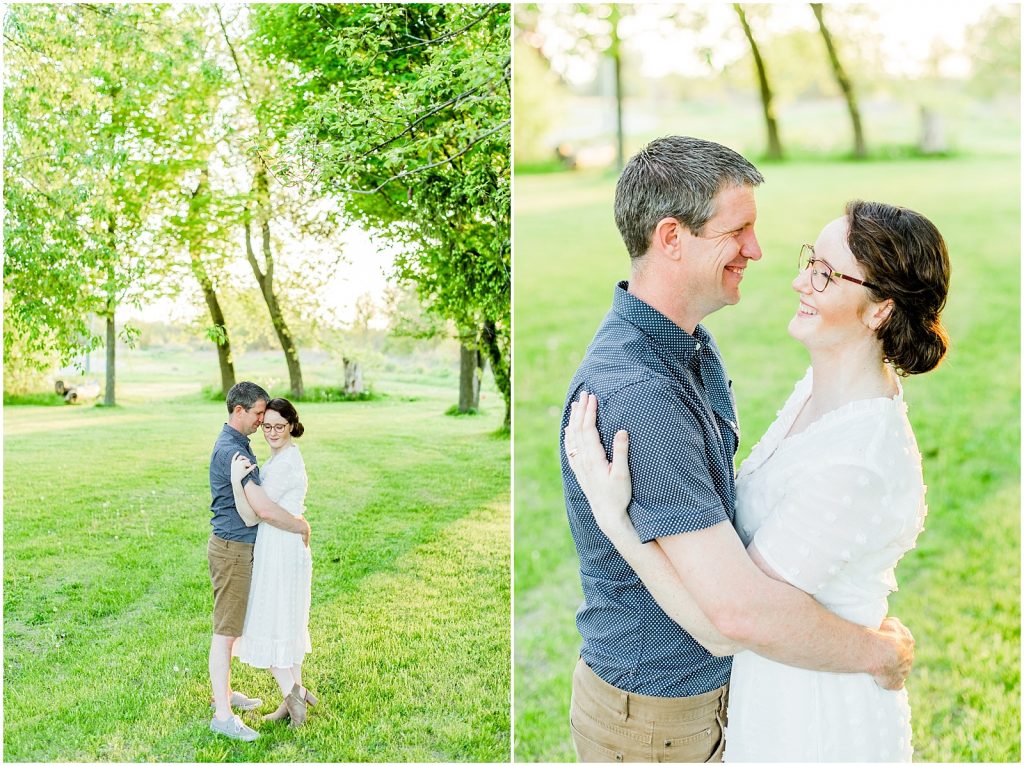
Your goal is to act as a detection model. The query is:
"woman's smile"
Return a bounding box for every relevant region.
[796,300,818,317]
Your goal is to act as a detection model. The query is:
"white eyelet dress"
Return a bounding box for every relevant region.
[723,368,926,762]
[233,445,313,668]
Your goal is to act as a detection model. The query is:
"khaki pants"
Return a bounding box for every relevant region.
[570,658,729,763]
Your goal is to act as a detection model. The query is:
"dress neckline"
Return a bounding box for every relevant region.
[781,378,904,445]
[738,369,905,481]
[265,443,298,465]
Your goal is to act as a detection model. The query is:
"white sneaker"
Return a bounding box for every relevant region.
[210,714,259,742]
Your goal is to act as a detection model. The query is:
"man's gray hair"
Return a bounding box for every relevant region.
[614,136,765,260]
[226,381,269,414]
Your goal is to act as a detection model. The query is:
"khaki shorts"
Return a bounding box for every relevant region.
[208,535,254,637]
[570,658,729,763]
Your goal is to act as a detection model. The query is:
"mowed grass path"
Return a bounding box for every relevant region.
[513,157,1020,762]
[4,380,510,761]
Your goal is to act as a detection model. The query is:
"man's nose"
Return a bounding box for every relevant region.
[740,231,763,261]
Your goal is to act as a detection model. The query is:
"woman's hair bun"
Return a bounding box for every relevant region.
[845,199,951,376]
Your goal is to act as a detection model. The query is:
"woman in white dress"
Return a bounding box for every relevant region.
[229,397,316,727]
[564,200,950,761]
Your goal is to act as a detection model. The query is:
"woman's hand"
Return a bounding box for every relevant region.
[563,391,635,539]
[231,452,257,486]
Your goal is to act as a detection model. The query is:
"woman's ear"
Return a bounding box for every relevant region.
[866,298,894,331]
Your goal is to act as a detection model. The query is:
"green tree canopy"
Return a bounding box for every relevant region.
[4,4,217,402]
[250,3,511,426]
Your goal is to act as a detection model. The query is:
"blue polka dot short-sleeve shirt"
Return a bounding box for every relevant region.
[209,424,262,544]
[561,281,740,697]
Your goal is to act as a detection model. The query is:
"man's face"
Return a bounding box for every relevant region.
[234,400,266,436]
[678,185,762,315]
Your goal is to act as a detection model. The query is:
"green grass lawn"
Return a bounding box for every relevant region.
[513,156,1020,762]
[4,355,510,762]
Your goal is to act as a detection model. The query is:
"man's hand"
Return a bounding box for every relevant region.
[872,616,915,690]
[297,517,311,548]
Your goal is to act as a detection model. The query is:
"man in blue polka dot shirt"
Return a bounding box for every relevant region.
[560,136,916,762]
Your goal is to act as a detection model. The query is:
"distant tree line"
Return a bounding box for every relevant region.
[515,3,1018,164]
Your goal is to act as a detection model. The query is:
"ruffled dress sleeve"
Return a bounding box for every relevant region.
[751,462,906,595]
[267,447,308,514]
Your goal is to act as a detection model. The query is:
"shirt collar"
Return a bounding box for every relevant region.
[222,423,251,446]
[612,280,710,364]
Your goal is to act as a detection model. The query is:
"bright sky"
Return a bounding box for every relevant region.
[540,2,994,84]
[130,224,397,329]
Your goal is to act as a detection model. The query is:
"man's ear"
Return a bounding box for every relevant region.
[867,298,894,331]
[651,217,683,260]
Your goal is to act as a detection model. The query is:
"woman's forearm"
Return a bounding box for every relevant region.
[232,479,259,526]
[602,516,741,656]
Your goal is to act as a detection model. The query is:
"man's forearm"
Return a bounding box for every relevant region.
[719,575,890,676]
[242,484,305,533]
[605,518,739,656]
[258,505,305,533]
[658,527,898,679]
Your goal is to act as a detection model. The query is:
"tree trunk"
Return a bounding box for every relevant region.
[477,342,487,388]
[245,167,304,399]
[198,274,236,396]
[480,319,510,431]
[458,339,481,412]
[188,171,235,396]
[810,3,867,159]
[609,4,625,172]
[104,306,116,406]
[918,106,947,154]
[735,5,784,160]
[343,357,364,395]
[103,226,116,407]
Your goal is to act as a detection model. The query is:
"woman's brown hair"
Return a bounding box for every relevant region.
[266,397,304,438]
[846,200,951,376]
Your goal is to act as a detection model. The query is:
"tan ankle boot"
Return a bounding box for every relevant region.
[285,684,307,727]
[262,700,289,721]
